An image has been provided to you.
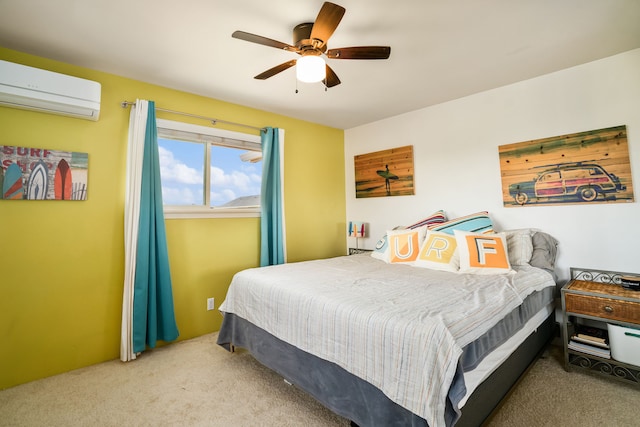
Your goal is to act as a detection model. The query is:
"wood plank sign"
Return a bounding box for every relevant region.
[499,125,633,207]
[1,145,88,201]
[355,145,414,198]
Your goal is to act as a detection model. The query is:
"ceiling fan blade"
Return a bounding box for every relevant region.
[232,30,297,52]
[327,46,391,60]
[254,60,297,80]
[324,65,341,88]
[310,2,346,48]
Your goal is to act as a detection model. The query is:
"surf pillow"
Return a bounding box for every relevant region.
[371,228,402,262]
[414,230,459,272]
[387,226,427,264]
[371,210,447,262]
[454,230,513,274]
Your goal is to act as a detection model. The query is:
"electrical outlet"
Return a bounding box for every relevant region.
[207,297,215,311]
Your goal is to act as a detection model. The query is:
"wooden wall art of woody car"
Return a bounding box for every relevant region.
[509,162,626,205]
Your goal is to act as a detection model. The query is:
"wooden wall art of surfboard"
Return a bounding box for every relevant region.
[54,158,73,200]
[26,160,49,200]
[2,163,24,200]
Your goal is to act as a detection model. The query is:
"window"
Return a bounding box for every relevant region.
[156,119,262,218]
[540,171,561,182]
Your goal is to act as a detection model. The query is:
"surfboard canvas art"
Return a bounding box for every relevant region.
[354,145,414,198]
[0,145,88,201]
[2,162,24,200]
[26,160,49,200]
[54,158,73,200]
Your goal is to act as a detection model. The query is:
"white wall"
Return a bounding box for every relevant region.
[345,49,640,283]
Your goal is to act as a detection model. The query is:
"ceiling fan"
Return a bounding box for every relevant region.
[232,2,391,88]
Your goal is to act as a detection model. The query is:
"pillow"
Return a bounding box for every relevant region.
[371,226,405,262]
[454,230,513,274]
[502,229,535,266]
[407,210,447,229]
[530,231,558,272]
[387,226,427,264]
[429,211,493,235]
[371,234,390,262]
[414,230,459,272]
[371,210,446,262]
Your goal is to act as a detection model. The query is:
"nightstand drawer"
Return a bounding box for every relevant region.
[565,293,640,324]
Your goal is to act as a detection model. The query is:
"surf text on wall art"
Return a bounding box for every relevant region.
[0,145,88,201]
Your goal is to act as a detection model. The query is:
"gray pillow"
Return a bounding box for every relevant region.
[530,231,558,280]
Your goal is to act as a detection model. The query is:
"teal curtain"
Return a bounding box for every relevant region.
[132,101,179,352]
[260,127,285,266]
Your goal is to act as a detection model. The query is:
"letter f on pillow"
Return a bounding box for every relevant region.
[472,237,508,268]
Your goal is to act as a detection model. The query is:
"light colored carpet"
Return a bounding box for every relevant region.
[0,333,638,427]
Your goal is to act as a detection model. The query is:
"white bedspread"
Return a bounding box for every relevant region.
[219,255,555,427]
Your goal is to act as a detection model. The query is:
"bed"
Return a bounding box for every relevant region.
[217,223,558,427]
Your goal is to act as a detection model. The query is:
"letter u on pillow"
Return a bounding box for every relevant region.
[387,226,427,263]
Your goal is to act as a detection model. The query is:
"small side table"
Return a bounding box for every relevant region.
[561,267,640,386]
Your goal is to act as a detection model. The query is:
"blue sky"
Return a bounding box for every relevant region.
[158,138,261,206]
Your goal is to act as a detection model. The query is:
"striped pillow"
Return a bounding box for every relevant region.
[428,211,493,235]
[407,210,447,229]
[503,228,535,265]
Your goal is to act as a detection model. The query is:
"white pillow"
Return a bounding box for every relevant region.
[502,229,535,266]
[455,230,513,275]
[370,226,406,263]
[414,230,459,272]
[371,233,391,262]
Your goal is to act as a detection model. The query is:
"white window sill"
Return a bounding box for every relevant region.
[164,207,260,219]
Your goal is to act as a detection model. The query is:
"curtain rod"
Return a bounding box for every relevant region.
[120,101,266,133]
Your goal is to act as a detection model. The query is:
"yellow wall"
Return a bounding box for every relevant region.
[0,48,346,389]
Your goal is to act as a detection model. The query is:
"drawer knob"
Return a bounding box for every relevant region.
[603,305,614,313]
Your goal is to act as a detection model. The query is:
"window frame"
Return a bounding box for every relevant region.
[156,118,262,219]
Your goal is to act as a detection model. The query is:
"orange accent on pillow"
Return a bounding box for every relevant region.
[454,230,513,274]
[388,228,424,263]
[464,234,509,269]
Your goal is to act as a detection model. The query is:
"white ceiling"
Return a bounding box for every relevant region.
[1,0,639,129]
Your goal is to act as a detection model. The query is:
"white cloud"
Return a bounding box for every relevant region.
[162,186,199,206]
[211,189,237,205]
[158,146,201,184]
[211,166,260,194]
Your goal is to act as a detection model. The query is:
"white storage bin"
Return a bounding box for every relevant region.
[607,323,640,366]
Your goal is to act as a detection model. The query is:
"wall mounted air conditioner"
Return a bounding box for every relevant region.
[0,60,101,121]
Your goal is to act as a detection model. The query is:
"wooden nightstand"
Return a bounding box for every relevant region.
[561,267,640,386]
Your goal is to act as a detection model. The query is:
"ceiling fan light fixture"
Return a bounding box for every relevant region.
[232,2,389,88]
[296,55,326,83]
